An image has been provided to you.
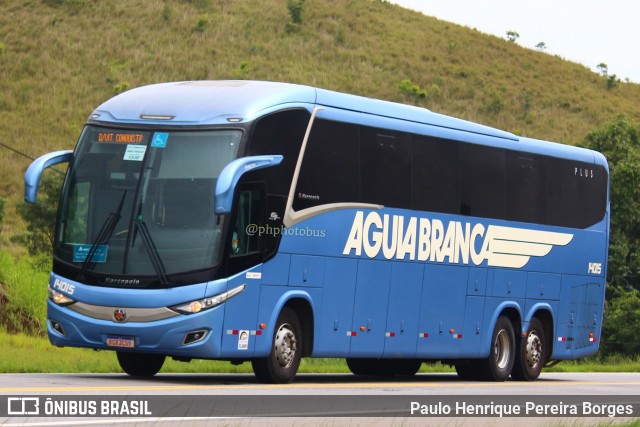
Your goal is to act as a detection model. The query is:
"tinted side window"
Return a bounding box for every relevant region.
[581,164,608,227]
[460,144,505,219]
[293,120,359,211]
[506,153,546,224]
[547,159,608,228]
[546,157,581,227]
[360,127,411,208]
[246,109,310,196]
[412,135,460,214]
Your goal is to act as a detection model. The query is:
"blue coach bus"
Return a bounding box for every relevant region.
[25,81,609,383]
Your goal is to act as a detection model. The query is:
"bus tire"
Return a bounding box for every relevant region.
[346,358,379,376]
[454,360,482,380]
[480,315,515,381]
[392,359,422,376]
[512,317,546,381]
[116,352,165,377]
[252,307,302,383]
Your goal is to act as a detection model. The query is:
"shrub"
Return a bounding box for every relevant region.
[485,90,505,114]
[162,5,173,21]
[232,61,253,79]
[113,82,130,94]
[398,79,427,100]
[287,0,306,25]
[193,14,210,33]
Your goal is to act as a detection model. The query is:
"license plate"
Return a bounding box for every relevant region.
[106,336,135,348]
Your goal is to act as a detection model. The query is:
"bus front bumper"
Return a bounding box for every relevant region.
[46,299,225,359]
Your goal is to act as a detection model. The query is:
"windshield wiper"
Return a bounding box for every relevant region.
[79,190,127,276]
[134,217,169,286]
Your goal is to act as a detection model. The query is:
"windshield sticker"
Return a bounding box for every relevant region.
[151,133,169,148]
[73,244,108,263]
[238,330,249,350]
[123,144,147,161]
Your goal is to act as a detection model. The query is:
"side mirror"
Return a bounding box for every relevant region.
[24,150,73,203]
[214,155,283,214]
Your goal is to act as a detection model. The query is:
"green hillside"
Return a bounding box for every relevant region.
[1,0,640,242]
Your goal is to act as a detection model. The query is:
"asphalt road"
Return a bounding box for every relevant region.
[1,371,639,395]
[1,372,639,426]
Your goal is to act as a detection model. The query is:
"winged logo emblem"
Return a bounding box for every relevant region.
[483,225,573,268]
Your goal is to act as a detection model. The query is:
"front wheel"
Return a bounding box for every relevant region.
[252,307,302,383]
[116,352,165,377]
[479,315,515,381]
[512,317,546,381]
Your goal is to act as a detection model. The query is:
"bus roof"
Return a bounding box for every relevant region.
[91,80,515,139]
[90,80,606,167]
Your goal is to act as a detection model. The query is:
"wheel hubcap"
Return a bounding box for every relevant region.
[525,332,543,368]
[274,323,297,368]
[494,329,511,369]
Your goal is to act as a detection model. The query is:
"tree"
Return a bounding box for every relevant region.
[583,115,640,290]
[535,42,546,51]
[506,30,519,43]
[14,171,63,255]
[600,284,640,356]
[597,63,608,76]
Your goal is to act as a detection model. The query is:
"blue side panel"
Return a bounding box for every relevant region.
[467,268,487,297]
[349,259,391,357]
[383,262,423,357]
[463,269,488,355]
[491,269,527,298]
[554,275,576,358]
[313,257,358,356]
[261,253,291,286]
[526,272,561,300]
[552,275,605,359]
[289,255,325,288]
[416,265,468,358]
[573,281,604,357]
[462,296,485,356]
[220,267,262,358]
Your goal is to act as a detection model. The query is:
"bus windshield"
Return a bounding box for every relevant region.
[54,126,241,283]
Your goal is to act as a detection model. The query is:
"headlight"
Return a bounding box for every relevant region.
[48,286,76,306]
[170,284,246,314]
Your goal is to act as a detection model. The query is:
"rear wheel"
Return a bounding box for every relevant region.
[454,360,482,380]
[252,307,302,383]
[479,315,515,381]
[512,317,546,381]
[116,352,165,377]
